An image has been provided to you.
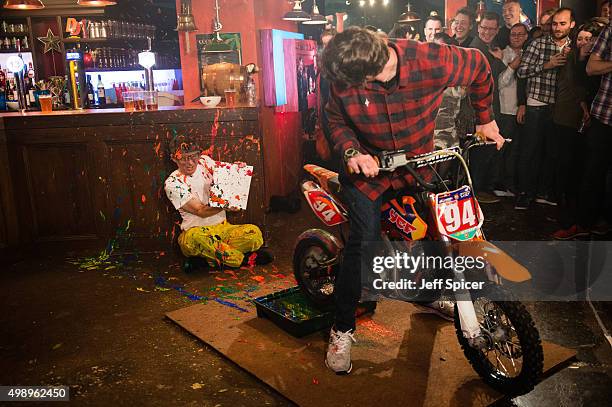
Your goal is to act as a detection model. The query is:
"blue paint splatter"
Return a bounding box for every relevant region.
[214,298,248,313]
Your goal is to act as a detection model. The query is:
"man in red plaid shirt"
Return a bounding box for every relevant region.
[320,26,504,375]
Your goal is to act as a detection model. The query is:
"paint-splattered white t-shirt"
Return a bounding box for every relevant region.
[164,154,226,230]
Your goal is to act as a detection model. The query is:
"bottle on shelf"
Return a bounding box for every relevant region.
[0,68,6,111]
[22,36,29,50]
[27,63,35,81]
[86,75,96,107]
[26,63,36,108]
[26,77,38,109]
[97,74,106,106]
[246,78,257,107]
[63,75,71,107]
[7,78,17,102]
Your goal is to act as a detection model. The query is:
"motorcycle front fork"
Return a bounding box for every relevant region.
[438,235,486,348]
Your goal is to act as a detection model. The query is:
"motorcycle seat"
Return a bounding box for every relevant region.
[304,164,342,194]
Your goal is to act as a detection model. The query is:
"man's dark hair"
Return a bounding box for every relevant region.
[321,26,389,89]
[511,22,528,33]
[425,15,444,26]
[388,23,418,40]
[553,7,575,22]
[456,7,474,22]
[480,12,501,26]
[168,135,201,160]
[529,26,542,40]
[433,32,458,46]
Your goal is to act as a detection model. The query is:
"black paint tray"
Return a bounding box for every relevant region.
[254,286,375,338]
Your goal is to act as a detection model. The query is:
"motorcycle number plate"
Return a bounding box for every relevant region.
[304,190,348,227]
[434,185,483,241]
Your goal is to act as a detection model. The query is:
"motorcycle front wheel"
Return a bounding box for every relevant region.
[454,286,544,397]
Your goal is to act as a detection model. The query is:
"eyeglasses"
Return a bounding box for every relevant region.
[511,32,528,37]
[176,153,200,163]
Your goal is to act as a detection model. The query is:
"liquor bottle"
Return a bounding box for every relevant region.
[7,78,17,102]
[26,77,38,109]
[97,74,106,106]
[22,36,29,50]
[63,75,71,106]
[86,75,96,107]
[0,68,6,110]
[27,62,36,106]
[27,62,35,80]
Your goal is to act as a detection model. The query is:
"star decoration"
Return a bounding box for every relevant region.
[37,28,62,54]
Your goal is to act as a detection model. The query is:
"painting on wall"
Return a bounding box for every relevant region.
[260,29,305,108]
[282,39,318,113]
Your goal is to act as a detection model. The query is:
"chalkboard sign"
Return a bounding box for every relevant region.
[197,33,242,91]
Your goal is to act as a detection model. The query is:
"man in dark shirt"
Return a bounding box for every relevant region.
[321,26,504,375]
[454,7,475,48]
[469,12,507,203]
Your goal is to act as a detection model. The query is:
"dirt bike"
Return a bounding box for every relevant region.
[293,136,544,396]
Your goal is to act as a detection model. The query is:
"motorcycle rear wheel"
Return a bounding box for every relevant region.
[293,238,338,309]
[454,286,543,396]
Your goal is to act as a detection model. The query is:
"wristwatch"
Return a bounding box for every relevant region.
[343,147,361,163]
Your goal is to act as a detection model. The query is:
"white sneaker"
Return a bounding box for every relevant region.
[493,189,515,197]
[413,300,455,321]
[325,327,356,375]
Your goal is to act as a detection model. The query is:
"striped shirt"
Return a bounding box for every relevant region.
[326,40,494,201]
[517,35,569,104]
[591,25,612,127]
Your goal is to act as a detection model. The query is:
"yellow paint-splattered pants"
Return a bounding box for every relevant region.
[178,221,264,268]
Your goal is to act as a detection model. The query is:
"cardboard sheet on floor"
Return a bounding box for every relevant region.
[167,292,575,407]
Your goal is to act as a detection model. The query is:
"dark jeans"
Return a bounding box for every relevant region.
[555,124,582,203]
[492,113,518,191]
[516,105,556,198]
[334,178,382,332]
[469,143,496,193]
[577,118,612,227]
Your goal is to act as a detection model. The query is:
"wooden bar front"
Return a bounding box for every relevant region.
[0,106,267,254]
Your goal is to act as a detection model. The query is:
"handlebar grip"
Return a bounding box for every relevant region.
[346,154,380,175]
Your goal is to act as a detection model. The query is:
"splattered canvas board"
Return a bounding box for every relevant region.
[209,161,254,210]
[167,286,575,407]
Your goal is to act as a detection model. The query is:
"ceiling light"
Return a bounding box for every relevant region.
[302,1,326,25]
[77,0,117,6]
[3,0,45,9]
[283,1,311,22]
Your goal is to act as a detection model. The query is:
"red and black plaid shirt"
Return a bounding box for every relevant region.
[326,40,495,201]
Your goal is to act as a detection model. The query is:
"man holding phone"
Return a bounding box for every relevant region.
[516,8,575,210]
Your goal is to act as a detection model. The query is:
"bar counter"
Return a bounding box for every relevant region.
[0,105,267,254]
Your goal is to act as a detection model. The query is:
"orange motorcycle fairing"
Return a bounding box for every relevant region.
[302,185,348,227]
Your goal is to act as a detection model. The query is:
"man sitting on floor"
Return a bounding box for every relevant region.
[164,136,272,268]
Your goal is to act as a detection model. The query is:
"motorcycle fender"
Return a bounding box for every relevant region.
[294,229,344,257]
[455,241,531,283]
